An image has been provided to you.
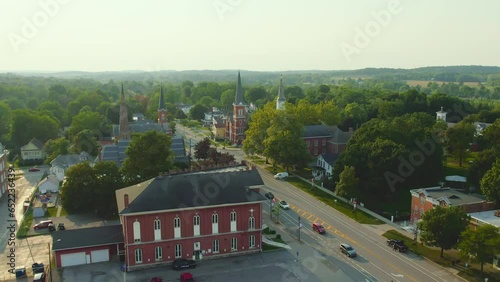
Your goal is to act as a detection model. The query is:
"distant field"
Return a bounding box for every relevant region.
[406,80,481,87]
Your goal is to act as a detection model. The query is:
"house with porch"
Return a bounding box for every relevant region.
[21,138,46,161]
[50,152,94,181]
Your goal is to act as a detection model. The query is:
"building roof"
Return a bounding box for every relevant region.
[38,174,59,188]
[112,122,170,137]
[117,168,266,215]
[50,152,93,168]
[52,225,123,251]
[469,210,500,228]
[319,153,339,166]
[410,187,487,206]
[21,138,44,150]
[234,71,245,105]
[303,125,352,142]
[445,175,467,183]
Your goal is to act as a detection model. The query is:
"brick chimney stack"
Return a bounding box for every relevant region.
[124,194,129,209]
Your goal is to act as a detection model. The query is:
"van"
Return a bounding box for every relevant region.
[274,172,288,180]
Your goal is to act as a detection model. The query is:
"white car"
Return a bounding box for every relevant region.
[279,200,290,210]
[274,172,289,180]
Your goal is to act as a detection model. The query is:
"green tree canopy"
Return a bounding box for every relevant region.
[44,138,70,164]
[480,159,500,203]
[194,137,211,160]
[121,131,174,184]
[458,224,500,276]
[418,206,470,257]
[335,165,359,198]
[189,104,207,121]
[10,109,60,146]
[69,111,106,140]
[446,121,475,167]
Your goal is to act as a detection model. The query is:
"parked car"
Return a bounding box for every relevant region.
[33,272,46,282]
[29,167,40,172]
[312,223,326,234]
[274,172,288,180]
[172,259,196,270]
[340,243,357,258]
[32,262,44,274]
[33,220,54,230]
[386,239,408,252]
[180,272,194,282]
[150,277,163,282]
[279,200,290,210]
[264,192,274,200]
[48,224,56,232]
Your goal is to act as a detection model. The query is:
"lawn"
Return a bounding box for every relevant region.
[285,178,383,225]
[382,230,500,282]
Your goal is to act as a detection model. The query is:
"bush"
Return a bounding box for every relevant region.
[276,234,281,240]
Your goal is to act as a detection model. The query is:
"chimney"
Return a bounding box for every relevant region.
[124,194,129,209]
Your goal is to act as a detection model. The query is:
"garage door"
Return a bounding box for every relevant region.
[61,252,86,267]
[91,249,109,263]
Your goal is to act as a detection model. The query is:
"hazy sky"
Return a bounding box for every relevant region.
[1,0,499,72]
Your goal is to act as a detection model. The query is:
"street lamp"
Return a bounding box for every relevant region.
[298,216,301,242]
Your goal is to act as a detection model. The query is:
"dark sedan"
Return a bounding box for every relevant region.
[172,259,196,270]
[264,192,274,200]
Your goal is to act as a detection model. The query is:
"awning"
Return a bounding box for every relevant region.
[445,175,467,182]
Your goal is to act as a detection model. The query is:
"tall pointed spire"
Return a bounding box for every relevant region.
[118,84,130,140]
[234,71,245,105]
[159,85,166,110]
[276,75,286,110]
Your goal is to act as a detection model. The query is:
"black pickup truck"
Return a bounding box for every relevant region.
[386,239,408,252]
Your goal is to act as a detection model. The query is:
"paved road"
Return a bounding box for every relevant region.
[259,168,463,282]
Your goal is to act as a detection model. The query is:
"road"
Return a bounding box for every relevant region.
[259,168,463,282]
[176,125,463,282]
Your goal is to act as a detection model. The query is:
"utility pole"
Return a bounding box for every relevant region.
[298,216,301,241]
[48,242,53,282]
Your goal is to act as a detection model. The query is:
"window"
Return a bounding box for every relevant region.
[249,235,255,249]
[322,139,326,146]
[212,213,219,234]
[306,140,310,146]
[314,140,318,147]
[230,211,237,232]
[135,249,142,263]
[175,244,182,258]
[155,246,162,261]
[133,220,141,242]
[154,218,161,241]
[193,215,200,236]
[248,217,255,230]
[231,237,237,251]
[314,148,318,156]
[174,217,181,238]
[213,240,219,253]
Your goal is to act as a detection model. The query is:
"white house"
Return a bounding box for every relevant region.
[50,152,93,181]
[20,138,45,161]
[38,174,60,194]
[312,153,339,180]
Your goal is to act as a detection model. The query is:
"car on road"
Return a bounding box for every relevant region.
[264,192,274,200]
[274,172,288,180]
[387,239,408,252]
[29,167,40,172]
[279,200,290,210]
[312,223,326,234]
[340,243,357,258]
[172,258,196,270]
[33,220,53,230]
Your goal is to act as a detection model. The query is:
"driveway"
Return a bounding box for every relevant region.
[60,250,321,282]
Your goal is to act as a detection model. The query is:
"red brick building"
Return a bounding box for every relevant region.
[226,72,248,145]
[302,125,353,157]
[115,168,266,271]
[410,186,496,224]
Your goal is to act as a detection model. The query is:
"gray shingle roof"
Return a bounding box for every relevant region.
[320,153,339,166]
[302,125,336,138]
[119,169,266,214]
[50,152,92,168]
[21,138,44,150]
[52,225,123,251]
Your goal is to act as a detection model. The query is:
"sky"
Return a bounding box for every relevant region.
[1,0,499,72]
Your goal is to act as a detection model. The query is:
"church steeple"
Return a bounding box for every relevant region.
[158,84,168,126]
[118,84,131,140]
[234,71,245,105]
[276,75,286,110]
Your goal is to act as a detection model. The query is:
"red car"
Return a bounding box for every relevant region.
[312,223,326,234]
[29,167,40,172]
[33,220,53,230]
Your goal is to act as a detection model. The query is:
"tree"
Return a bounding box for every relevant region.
[60,162,97,213]
[480,159,500,203]
[121,131,174,184]
[263,111,309,170]
[44,138,70,163]
[468,148,500,186]
[10,109,60,146]
[0,101,12,140]
[69,111,106,140]
[189,104,207,121]
[245,86,267,103]
[459,224,500,276]
[93,161,124,218]
[74,129,99,156]
[194,137,211,160]
[243,102,276,157]
[446,121,475,167]
[335,166,359,198]
[418,206,470,257]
